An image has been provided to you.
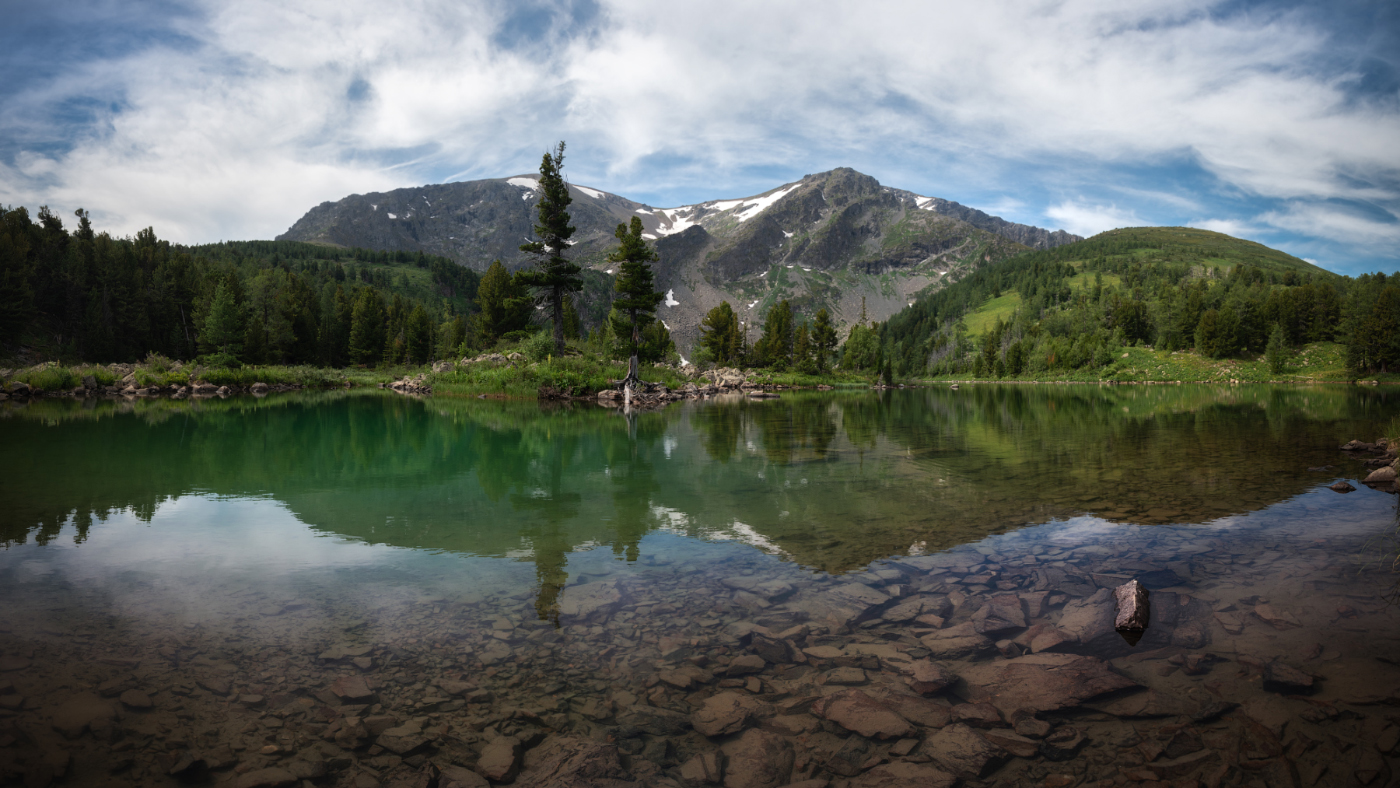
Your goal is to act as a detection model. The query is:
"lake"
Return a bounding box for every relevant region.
[1,385,1398,788]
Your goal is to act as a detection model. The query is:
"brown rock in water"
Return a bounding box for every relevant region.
[439,764,491,787]
[1263,660,1315,691]
[905,659,952,695]
[50,693,116,739]
[1112,580,1150,645]
[726,654,766,675]
[720,729,793,788]
[951,702,1002,727]
[1144,749,1218,779]
[982,728,1041,758]
[920,723,1005,779]
[678,750,725,786]
[1038,726,1087,761]
[513,736,636,787]
[876,692,953,728]
[1365,466,1397,484]
[848,762,957,788]
[477,736,523,782]
[750,632,795,664]
[972,594,1027,634]
[329,675,376,703]
[557,579,625,622]
[1330,481,1356,493]
[693,692,766,738]
[119,689,153,709]
[235,768,297,788]
[810,689,914,740]
[957,653,1141,715]
[920,621,993,658]
[1056,588,1116,644]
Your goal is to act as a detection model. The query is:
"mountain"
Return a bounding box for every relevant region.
[278,168,1081,353]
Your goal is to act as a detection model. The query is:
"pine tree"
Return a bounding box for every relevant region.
[348,287,386,367]
[201,280,244,358]
[794,322,815,374]
[811,308,837,373]
[475,260,531,345]
[1265,322,1288,374]
[517,142,582,356]
[406,304,432,364]
[562,295,581,340]
[757,299,794,370]
[699,302,741,366]
[607,217,664,385]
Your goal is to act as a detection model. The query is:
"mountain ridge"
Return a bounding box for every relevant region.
[278,168,1083,352]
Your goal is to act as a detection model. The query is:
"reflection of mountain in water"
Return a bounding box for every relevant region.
[1,386,1394,611]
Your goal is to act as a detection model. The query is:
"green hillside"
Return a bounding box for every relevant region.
[878,226,1400,379]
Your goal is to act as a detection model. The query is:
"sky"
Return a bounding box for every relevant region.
[1,0,1397,274]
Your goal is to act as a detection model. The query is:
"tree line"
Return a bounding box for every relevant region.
[1,141,678,373]
[877,231,1400,377]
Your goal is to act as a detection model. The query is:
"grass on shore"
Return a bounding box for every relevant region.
[921,342,1400,385]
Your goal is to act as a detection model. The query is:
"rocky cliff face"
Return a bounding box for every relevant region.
[278,168,1081,354]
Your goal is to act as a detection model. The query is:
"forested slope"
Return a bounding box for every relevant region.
[879,227,1400,377]
[0,206,482,367]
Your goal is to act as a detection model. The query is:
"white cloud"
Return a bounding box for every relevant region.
[1045,200,1143,238]
[1257,203,1400,249]
[0,0,1396,265]
[1189,218,1262,238]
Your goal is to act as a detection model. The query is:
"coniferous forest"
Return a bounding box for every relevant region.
[0,205,482,368]
[4,205,1398,381]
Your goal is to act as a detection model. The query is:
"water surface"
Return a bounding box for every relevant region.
[1,386,1397,787]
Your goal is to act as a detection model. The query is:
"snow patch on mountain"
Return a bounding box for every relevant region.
[507,177,539,190]
[575,185,605,199]
[735,184,799,222]
[664,289,679,307]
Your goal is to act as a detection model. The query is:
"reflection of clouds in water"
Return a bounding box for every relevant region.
[649,504,789,557]
[0,494,535,638]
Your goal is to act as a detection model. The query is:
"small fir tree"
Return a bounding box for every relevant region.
[699,302,742,366]
[475,260,531,345]
[517,142,582,356]
[348,287,386,367]
[201,280,244,359]
[811,308,837,373]
[1265,322,1288,374]
[607,216,664,385]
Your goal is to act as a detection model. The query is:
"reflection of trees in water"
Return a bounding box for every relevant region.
[689,396,840,466]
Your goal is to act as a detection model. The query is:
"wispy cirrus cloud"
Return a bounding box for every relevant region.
[0,0,1396,272]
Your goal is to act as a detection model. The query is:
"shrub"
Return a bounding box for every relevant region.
[200,352,242,369]
[24,366,78,391]
[522,332,555,363]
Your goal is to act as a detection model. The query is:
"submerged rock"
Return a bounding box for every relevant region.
[920,723,1004,779]
[693,692,766,738]
[811,689,913,740]
[720,729,793,788]
[849,762,957,788]
[514,736,637,788]
[958,653,1140,715]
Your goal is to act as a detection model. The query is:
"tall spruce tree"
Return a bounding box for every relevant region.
[348,287,386,367]
[811,308,837,373]
[517,142,582,356]
[201,280,244,358]
[475,260,531,345]
[608,216,664,385]
[699,302,742,366]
